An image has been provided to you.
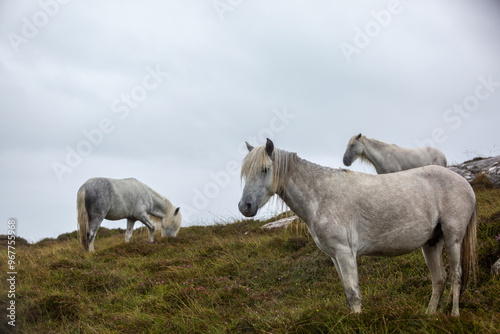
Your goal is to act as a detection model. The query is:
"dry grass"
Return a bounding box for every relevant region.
[1,190,499,333]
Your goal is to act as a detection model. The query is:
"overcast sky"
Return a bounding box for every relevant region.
[1,0,499,242]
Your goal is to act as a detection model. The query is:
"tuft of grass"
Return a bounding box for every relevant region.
[27,293,80,322]
[472,173,496,191]
[2,187,500,333]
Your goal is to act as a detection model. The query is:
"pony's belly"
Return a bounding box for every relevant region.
[104,203,134,221]
[356,221,435,257]
[358,241,425,257]
[361,248,418,257]
[105,211,132,221]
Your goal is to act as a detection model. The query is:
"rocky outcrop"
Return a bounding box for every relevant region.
[448,156,500,276]
[448,156,500,187]
[262,216,298,229]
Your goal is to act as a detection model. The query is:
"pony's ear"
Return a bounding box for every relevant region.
[356,133,362,140]
[174,207,180,215]
[265,138,274,157]
[245,142,254,152]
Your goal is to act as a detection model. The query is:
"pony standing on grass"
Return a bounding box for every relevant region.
[77,178,181,252]
[239,139,477,317]
[343,134,447,174]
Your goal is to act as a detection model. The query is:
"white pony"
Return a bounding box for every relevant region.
[343,134,447,174]
[239,139,476,316]
[77,177,181,252]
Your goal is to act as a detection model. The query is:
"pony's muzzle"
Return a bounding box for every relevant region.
[343,155,352,166]
[238,200,257,217]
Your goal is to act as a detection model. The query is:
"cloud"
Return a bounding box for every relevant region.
[1,0,499,242]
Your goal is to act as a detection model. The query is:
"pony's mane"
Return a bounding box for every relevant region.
[349,135,398,166]
[358,152,371,165]
[163,197,175,217]
[347,135,359,147]
[145,186,176,226]
[241,145,297,195]
[365,137,397,148]
[359,136,403,166]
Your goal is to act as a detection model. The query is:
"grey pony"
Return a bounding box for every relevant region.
[77,177,181,252]
[239,139,476,317]
[343,134,447,174]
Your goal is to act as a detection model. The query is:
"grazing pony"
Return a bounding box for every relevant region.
[77,177,181,252]
[343,134,447,174]
[239,139,476,316]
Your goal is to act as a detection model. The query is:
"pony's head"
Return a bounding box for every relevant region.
[161,207,182,237]
[239,139,296,217]
[343,133,364,166]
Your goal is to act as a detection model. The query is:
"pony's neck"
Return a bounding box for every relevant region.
[360,137,391,173]
[278,157,345,225]
[148,188,171,218]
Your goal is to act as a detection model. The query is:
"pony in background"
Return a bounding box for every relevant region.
[343,134,447,174]
[77,177,181,252]
[239,139,476,316]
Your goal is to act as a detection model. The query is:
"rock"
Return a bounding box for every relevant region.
[262,216,298,229]
[492,258,500,276]
[448,156,500,187]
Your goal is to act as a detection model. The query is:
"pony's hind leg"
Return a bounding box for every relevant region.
[87,217,103,253]
[89,238,95,253]
[446,242,463,317]
[139,214,155,243]
[125,219,135,242]
[421,238,446,314]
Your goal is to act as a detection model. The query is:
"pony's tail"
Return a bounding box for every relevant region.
[77,187,89,251]
[461,205,478,293]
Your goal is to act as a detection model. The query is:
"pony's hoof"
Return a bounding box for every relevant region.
[350,308,362,315]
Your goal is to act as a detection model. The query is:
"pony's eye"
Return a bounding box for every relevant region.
[261,167,269,174]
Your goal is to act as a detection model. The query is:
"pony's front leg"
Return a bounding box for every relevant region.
[139,214,155,243]
[125,219,135,242]
[332,253,362,314]
[160,218,167,238]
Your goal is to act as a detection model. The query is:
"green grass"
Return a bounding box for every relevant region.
[2,187,500,333]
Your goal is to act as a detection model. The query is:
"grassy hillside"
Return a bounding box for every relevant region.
[2,183,500,333]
